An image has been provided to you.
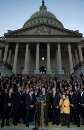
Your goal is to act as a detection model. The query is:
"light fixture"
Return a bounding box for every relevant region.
[42,57,45,61]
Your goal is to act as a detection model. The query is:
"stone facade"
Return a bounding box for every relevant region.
[0,1,84,77]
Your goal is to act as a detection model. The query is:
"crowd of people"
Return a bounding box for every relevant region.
[0,73,84,128]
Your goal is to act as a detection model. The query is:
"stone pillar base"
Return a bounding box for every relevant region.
[70,69,74,74]
[22,70,29,75]
[57,69,64,75]
[47,70,52,75]
[12,69,17,74]
[34,69,40,74]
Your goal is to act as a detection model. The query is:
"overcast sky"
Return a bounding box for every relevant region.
[0,0,84,36]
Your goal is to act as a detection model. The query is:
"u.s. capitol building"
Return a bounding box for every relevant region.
[0,0,84,78]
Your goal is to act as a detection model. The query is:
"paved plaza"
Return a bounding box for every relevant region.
[0,124,84,130]
[1,127,84,130]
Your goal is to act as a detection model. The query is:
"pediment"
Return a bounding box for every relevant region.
[7,25,81,37]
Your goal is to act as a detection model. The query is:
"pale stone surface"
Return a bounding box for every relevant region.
[0,1,83,76]
[6,37,81,43]
[3,44,8,63]
[23,44,30,74]
[0,49,2,60]
[47,43,51,74]
[75,49,79,64]
[12,44,19,74]
[68,44,74,74]
[35,43,40,74]
[7,50,12,64]
[1,126,84,130]
[57,44,62,73]
[11,25,75,36]
[78,44,83,62]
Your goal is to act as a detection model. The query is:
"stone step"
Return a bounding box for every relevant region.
[1,125,84,130]
[73,65,84,79]
[0,63,13,76]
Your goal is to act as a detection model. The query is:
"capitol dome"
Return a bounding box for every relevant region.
[23,0,64,29]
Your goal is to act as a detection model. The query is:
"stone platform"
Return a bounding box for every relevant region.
[0,124,84,130]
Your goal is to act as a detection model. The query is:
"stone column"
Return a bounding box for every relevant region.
[35,43,39,74]
[23,44,30,74]
[12,44,19,74]
[47,43,51,74]
[75,49,79,64]
[7,50,11,64]
[0,49,2,61]
[57,43,63,74]
[55,48,58,73]
[3,44,8,63]
[78,44,83,63]
[11,54,14,66]
[68,44,74,74]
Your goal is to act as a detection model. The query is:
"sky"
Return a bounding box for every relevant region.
[0,0,84,36]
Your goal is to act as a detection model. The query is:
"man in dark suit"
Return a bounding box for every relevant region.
[25,89,36,127]
[1,89,8,128]
[17,87,25,123]
[0,90,2,118]
[1,88,13,128]
[81,88,84,124]
[70,91,81,127]
[51,90,60,125]
[12,85,22,125]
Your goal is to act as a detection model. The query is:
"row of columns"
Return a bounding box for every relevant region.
[1,43,84,74]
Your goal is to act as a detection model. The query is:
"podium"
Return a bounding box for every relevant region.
[33,96,46,130]
[40,100,46,129]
